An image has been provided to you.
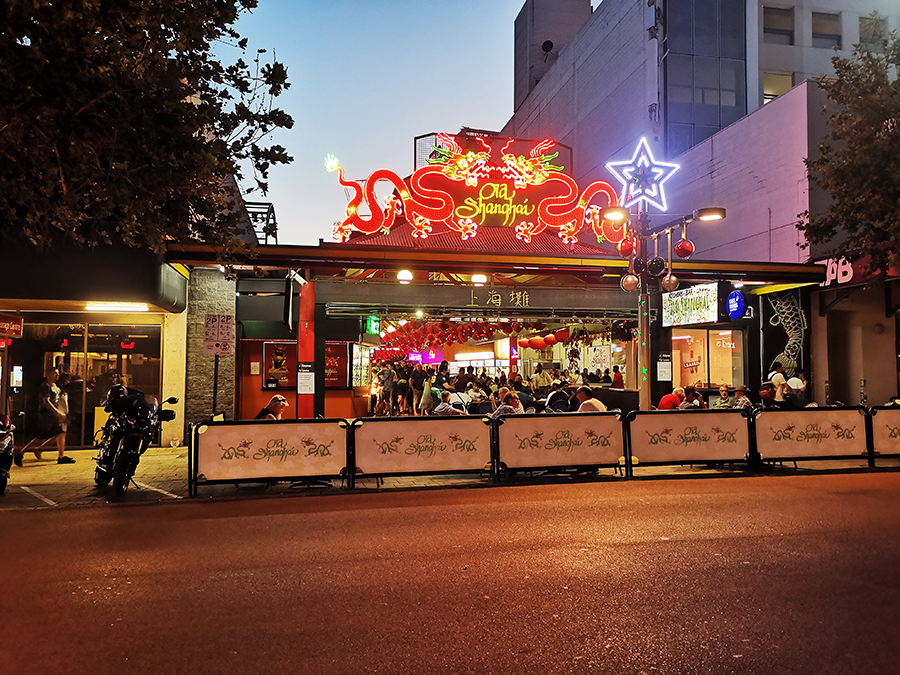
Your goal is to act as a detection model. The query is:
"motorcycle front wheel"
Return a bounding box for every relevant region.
[113,454,133,496]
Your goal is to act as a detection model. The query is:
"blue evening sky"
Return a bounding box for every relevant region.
[229,1,598,246]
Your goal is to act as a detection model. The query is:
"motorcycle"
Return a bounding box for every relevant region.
[0,414,18,496]
[94,384,177,496]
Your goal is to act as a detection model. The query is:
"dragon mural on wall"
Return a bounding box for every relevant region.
[766,291,808,378]
[326,134,623,245]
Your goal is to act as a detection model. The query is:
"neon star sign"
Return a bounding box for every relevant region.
[326,134,623,245]
[605,137,679,213]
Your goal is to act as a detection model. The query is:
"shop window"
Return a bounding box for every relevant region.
[671,328,744,389]
[858,15,887,54]
[8,323,161,448]
[812,12,841,49]
[763,72,793,103]
[693,57,720,126]
[763,7,794,46]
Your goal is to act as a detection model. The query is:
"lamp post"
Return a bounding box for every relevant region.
[604,138,725,410]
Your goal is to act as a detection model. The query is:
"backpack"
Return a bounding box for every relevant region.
[758,381,776,401]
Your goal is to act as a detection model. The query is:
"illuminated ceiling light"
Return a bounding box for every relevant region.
[472,274,488,287]
[415,310,424,317]
[386,326,395,333]
[398,319,407,326]
[693,207,726,222]
[733,282,744,289]
[599,206,629,222]
[219,265,226,273]
[86,302,150,313]
[379,331,386,338]
[397,269,413,285]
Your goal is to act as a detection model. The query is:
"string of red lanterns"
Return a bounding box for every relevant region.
[378,320,574,352]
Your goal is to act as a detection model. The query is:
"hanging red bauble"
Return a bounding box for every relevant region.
[674,239,695,259]
[544,333,557,346]
[617,238,634,259]
[528,337,547,350]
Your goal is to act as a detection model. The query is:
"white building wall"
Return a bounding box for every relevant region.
[503,0,660,181]
[665,81,814,263]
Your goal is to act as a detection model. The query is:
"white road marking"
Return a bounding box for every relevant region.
[133,481,182,499]
[18,486,58,507]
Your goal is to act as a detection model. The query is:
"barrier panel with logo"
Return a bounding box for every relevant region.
[190,419,347,494]
[496,412,622,470]
[755,408,868,460]
[866,407,900,459]
[353,416,491,476]
[629,410,751,466]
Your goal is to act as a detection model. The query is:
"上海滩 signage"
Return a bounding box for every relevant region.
[662,282,718,327]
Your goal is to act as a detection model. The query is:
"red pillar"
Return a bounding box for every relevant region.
[295,282,315,419]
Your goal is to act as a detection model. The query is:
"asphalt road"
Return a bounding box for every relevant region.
[4,473,899,674]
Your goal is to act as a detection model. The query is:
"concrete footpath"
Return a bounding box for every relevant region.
[1,443,896,510]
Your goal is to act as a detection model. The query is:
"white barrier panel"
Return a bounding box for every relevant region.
[497,413,622,468]
[870,408,900,456]
[630,411,749,463]
[354,417,490,474]
[756,409,867,459]
[196,422,346,481]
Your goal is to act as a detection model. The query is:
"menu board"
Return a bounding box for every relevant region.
[352,344,371,388]
[662,282,718,327]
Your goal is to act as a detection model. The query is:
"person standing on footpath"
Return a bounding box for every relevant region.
[769,362,788,404]
[18,367,74,464]
[409,362,427,413]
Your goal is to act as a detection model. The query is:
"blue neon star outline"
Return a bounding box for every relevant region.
[605,138,679,213]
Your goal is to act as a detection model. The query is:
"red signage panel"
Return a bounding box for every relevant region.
[0,314,23,338]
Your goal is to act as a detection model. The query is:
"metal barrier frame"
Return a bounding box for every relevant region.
[753,406,872,466]
[187,406,898,496]
[188,417,350,497]
[493,411,625,476]
[625,408,755,471]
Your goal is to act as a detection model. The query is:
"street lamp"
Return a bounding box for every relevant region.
[605,137,726,410]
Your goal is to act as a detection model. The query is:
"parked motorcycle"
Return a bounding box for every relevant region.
[94,384,177,496]
[0,414,18,496]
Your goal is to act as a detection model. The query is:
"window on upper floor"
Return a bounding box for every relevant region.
[763,7,794,45]
[859,15,888,54]
[812,12,842,49]
[763,72,793,103]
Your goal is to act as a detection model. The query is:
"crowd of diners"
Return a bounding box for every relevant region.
[372,359,626,417]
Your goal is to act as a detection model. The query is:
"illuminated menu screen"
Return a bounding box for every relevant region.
[662,282,719,327]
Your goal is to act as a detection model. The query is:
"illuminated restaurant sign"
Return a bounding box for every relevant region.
[662,283,719,327]
[326,134,625,245]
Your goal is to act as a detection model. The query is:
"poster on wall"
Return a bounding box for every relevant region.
[325,343,350,388]
[297,362,315,394]
[262,341,297,390]
[588,345,611,373]
[761,290,808,380]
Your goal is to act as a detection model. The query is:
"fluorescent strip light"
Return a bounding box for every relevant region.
[86,303,150,313]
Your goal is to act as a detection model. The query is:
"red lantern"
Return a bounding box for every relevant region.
[528,337,546,350]
[617,238,634,259]
[544,333,557,346]
[554,328,570,343]
[518,338,530,348]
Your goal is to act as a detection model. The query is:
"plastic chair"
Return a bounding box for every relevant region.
[550,400,570,413]
[476,401,494,415]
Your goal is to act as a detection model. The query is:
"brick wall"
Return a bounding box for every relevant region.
[185,268,236,427]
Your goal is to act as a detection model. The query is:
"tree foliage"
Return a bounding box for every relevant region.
[0,0,293,257]
[800,23,900,273]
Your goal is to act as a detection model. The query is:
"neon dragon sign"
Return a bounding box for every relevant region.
[325,134,626,245]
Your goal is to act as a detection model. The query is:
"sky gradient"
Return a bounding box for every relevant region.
[230,0,544,246]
